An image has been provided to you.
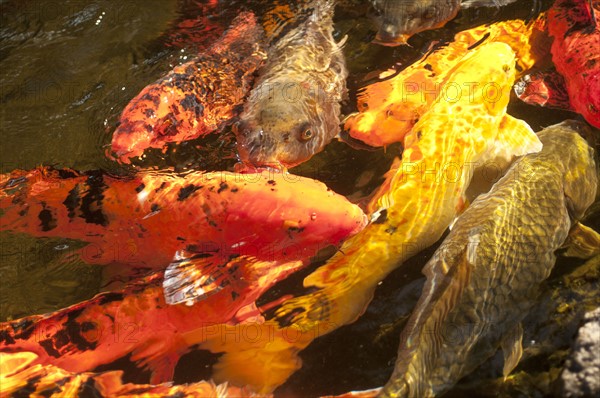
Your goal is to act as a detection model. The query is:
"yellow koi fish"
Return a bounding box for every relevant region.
[345,18,547,147]
[189,41,542,393]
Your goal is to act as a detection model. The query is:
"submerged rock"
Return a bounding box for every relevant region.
[559,307,600,398]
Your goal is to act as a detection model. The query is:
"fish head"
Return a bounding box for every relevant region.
[370,0,461,45]
[235,87,331,169]
[539,122,598,220]
[111,83,202,163]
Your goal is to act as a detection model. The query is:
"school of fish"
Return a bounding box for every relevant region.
[2,0,600,397]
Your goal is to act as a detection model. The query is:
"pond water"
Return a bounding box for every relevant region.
[1,0,598,396]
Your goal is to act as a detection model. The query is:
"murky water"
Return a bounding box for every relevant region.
[1,0,599,396]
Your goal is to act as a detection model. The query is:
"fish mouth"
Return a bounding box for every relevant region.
[372,33,410,46]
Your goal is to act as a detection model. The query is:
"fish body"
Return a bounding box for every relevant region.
[515,0,600,128]
[370,0,517,45]
[345,19,543,147]
[235,0,347,169]
[0,168,366,273]
[0,258,301,384]
[192,42,542,393]
[381,121,598,397]
[0,351,266,397]
[110,12,267,163]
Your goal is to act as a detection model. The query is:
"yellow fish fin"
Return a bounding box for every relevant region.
[481,115,542,165]
[561,222,600,259]
[501,322,524,380]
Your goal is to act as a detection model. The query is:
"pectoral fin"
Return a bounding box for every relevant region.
[481,115,542,164]
[462,0,518,8]
[163,251,234,305]
[561,223,600,259]
[501,322,523,380]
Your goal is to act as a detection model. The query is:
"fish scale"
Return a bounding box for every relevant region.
[192,41,543,394]
[381,123,598,397]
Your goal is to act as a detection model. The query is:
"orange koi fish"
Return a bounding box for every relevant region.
[110,11,267,163]
[345,19,545,147]
[0,167,366,287]
[0,351,267,397]
[187,42,542,393]
[0,257,304,385]
[515,0,600,128]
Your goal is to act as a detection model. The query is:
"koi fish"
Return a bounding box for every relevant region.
[345,18,545,147]
[0,351,266,397]
[0,167,366,286]
[0,255,307,384]
[191,42,542,393]
[110,12,267,163]
[514,0,600,128]
[370,0,519,46]
[234,0,347,169]
[381,121,598,397]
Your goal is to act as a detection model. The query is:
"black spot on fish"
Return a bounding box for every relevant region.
[385,226,397,234]
[217,182,229,193]
[267,180,276,186]
[232,291,240,300]
[77,377,102,397]
[144,108,155,118]
[181,94,205,117]
[18,208,28,216]
[0,329,16,345]
[38,207,57,232]
[39,338,61,357]
[372,209,388,224]
[150,203,160,212]
[80,173,108,226]
[424,64,433,71]
[135,183,145,193]
[80,321,98,333]
[38,383,63,398]
[178,184,201,201]
[467,33,490,50]
[231,187,239,193]
[140,93,160,106]
[63,185,80,219]
[96,292,126,306]
[12,374,43,398]
[165,392,186,398]
[155,182,167,192]
[56,169,79,179]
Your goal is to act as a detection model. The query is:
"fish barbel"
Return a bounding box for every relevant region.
[381,121,598,397]
[235,0,348,169]
[192,42,542,393]
[370,0,518,45]
[0,168,366,279]
[110,12,267,163]
[345,18,545,147]
[0,351,267,397]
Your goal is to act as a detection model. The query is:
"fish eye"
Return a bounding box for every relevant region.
[299,128,314,142]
